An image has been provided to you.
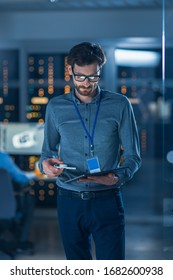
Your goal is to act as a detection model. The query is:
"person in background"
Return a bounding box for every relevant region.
[39,42,141,260]
[0,150,35,255]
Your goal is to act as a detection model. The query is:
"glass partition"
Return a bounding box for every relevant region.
[111,1,173,260]
[163,0,173,259]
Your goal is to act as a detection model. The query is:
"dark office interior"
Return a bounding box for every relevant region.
[0,0,173,260]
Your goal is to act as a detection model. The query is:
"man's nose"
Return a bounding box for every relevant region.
[83,77,90,86]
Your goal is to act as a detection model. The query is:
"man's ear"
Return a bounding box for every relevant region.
[67,65,72,75]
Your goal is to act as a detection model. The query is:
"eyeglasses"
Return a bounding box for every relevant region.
[72,67,101,82]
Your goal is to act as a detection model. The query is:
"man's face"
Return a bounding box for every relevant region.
[68,63,101,98]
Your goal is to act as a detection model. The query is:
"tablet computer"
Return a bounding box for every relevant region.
[64,169,118,183]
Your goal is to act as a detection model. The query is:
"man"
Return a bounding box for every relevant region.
[0,151,35,255]
[0,151,32,185]
[39,42,141,260]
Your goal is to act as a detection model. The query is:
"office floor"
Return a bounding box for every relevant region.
[15,158,173,260]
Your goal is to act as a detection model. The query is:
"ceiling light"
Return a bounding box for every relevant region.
[49,0,58,3]
[114,49,160,67]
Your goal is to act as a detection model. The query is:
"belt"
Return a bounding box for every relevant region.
[58,187,120,200]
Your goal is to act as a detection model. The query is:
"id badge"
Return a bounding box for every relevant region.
[87,156,101,174]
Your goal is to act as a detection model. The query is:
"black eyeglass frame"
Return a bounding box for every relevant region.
[71,66,101,82]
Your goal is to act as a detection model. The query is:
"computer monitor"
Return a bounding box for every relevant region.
[0,122,44,155]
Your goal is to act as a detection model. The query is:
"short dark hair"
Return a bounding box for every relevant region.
[67,42,106,67]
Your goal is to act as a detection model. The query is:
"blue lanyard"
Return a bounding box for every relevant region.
[73,94,101,156]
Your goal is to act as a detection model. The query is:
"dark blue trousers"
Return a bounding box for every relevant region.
[57,190,125,260]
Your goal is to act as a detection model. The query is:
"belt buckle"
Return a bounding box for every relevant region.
[80,191,94,200]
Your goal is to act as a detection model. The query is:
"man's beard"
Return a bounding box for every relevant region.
[74,84,96,97]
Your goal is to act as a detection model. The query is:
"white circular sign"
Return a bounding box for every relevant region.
[166,151,173,163]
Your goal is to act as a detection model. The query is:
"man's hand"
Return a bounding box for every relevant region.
[42,158,64,178]
[78,173,119,186]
